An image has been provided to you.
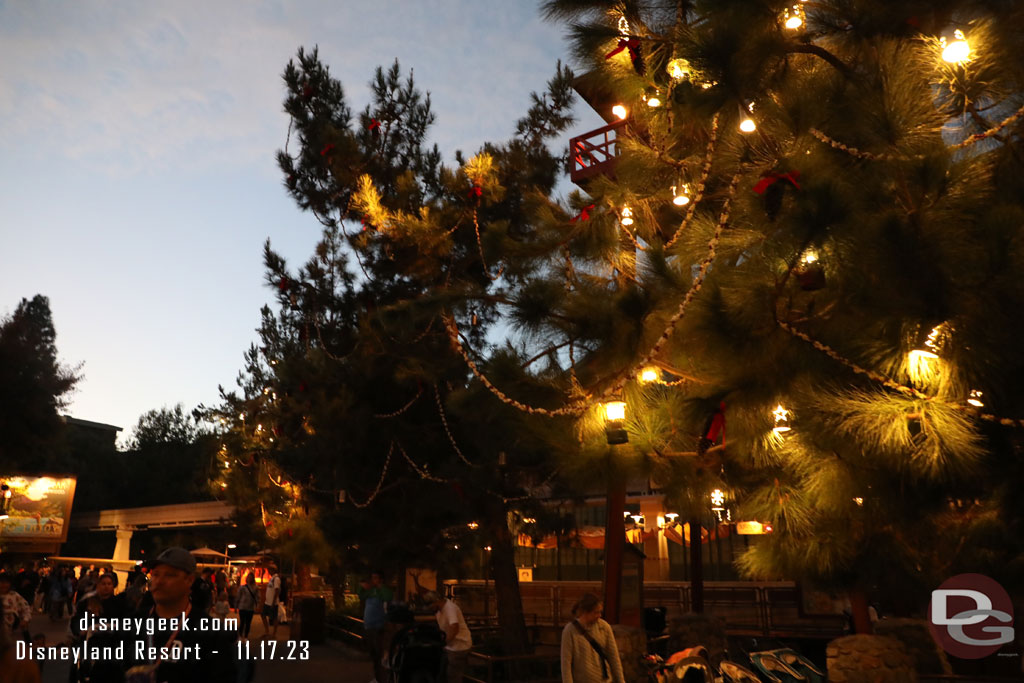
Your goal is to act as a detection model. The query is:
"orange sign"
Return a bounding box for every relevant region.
[0,475,77,543]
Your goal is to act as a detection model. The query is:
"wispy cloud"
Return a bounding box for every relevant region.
[0,0,582,176]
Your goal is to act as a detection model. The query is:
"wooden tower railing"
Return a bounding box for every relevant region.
[569,119,626,186]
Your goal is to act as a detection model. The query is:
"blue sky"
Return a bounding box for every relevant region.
[0,0,603,441]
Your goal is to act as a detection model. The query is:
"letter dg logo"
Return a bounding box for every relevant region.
[929,574,1015,659]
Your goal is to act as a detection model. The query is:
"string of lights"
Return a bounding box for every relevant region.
[350,441,395,508]
[441,172,740,416]
[373,385,424,419]
[664,113,721,251]
[396,439,448,483]
[808,102,1024,161]
[472,209,504,281]
[442,313,588,417]
[434,384,477,467]
[603,171,742,400]
[778,319,1024,427]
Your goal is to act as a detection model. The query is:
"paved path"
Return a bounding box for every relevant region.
[24,611,373,683]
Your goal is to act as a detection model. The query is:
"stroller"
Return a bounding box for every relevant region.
[645,646,719,683]
[387,622,447,683]
[645,643,810,683]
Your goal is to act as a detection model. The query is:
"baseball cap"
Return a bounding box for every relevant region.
[146,547,197,574]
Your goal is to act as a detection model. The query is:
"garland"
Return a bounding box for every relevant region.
[778,320,1024,427]
[664,113,721,251]
[809,101,1024,161]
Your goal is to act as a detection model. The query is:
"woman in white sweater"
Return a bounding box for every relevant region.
[560,593,625,683]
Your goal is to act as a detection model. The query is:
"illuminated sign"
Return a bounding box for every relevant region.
[736,521,773,535]
[0,475,77,543]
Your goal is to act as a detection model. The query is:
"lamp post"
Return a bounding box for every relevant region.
[602,399,628,624]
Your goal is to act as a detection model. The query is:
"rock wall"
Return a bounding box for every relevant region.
[827,634,918,683]
[872,618,952,675]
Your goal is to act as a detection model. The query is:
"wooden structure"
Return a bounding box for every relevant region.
[569,119,626,186]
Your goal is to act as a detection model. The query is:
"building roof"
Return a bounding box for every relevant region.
[61,416,122,432]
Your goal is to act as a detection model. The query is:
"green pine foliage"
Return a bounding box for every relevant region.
[534,0,1024,611]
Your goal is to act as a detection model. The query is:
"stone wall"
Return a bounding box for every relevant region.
[827,634,918,683]
[872,618,952,675]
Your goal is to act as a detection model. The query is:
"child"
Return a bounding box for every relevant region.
[213,590,231,619]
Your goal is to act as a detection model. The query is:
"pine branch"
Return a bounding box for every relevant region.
[785,43,854,78]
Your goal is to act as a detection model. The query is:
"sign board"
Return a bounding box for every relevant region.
[517,567,533,582]
[736,521,773,535]
[0,475,77,543]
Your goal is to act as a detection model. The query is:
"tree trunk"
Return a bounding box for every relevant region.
[603,472,627,624]
[850,588,873,634]
[690,517,704,614]
[486,497,530,656]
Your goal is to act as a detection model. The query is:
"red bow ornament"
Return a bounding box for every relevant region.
[753,170,801,195]
[569,204,596,223]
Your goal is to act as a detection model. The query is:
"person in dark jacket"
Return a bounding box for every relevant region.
[122,548,237,683]
[69,574,126,683]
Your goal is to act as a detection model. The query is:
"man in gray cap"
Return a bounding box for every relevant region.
[121,547,238,683]
[148,547,196,619]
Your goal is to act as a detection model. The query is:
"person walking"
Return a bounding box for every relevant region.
[424,591,472,683]
[47,568,72,621]
[357,571,393,683]
[69,574,125,683]
[560,593,625,683]
[260,566,282,638]
[0,573,33,639]
[235,574,258,639]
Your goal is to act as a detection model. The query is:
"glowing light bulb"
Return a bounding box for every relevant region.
[772,404,792,433]
[468,521,479,530]
[665,512,679,522]
[672,184,691,206]
[710,489,726,507]
[646,96,661,108]
[620,206,634,226]
[908,325,946,384]
[968,390,984,408]
[612,104,628,120]
[639,367,659,383]
[853,497,864,506]
[801,248,819,264]
[942,30,971,64]
[783,4,805,30]
[604,400,626,422]
[740,118,757,133]
[667,58,692,81]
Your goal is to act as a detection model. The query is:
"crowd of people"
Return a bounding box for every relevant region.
[0,550,287,683]
[354,571,623,683]
[4,557,628,683]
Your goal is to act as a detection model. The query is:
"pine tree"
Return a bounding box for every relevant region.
[209,48,582,654]
[0,295,80,472]
[518,0,1024,627]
